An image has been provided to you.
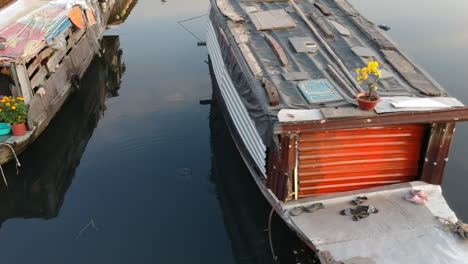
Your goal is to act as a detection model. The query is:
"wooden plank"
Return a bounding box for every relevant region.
[227,21,249,44]
[27,48,54,77]
[280,107,468,134]
[421,123,455,185]
[70,28,86,44]
[249,9,296,31]
[216,0,244,22]
[321,107,376,119]
[314,2,331,16]
[309,11,335,39]
[334,0,394,50]
[29,67,48,89]
[238,43,263,77]
[263,32,289,66]
[262,78,280,106]
[382,50,442,96]
[328,20,351,36]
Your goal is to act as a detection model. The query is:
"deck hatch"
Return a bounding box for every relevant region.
[297,124,426,197]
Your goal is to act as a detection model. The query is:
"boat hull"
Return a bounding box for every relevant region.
[0,2,114,165]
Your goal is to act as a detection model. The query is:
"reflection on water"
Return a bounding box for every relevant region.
[209,63,316,264]
[0,35,125,227]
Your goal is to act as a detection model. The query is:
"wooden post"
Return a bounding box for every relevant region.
[421,123,456,185]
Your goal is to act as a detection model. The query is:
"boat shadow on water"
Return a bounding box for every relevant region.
[208,60,317,264]
[0,35,125,228]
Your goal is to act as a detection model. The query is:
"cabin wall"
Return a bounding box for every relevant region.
[295,125,426,197]
[270,124,438,200]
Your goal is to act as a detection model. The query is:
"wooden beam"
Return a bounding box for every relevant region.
[314,2,331,16]
[280,107,468,133]
[262,78,280,106]
[263,32,289,66]
[334,0,395,50]
[309,11,335,39]
[421,123,456,185]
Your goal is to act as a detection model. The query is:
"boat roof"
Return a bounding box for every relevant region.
[282,181,468,263]
[0,0,93,61]
[212,0,465,123]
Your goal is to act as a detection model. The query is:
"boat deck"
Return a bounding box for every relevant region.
[212,0,464,123]
[282,182,468,263]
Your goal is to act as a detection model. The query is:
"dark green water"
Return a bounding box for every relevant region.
[0,0,467,263]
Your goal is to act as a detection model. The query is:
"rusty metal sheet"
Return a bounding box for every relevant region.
[297,125,426,196]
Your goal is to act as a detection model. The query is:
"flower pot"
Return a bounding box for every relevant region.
[356,92,381,111]
[11,123,27,136]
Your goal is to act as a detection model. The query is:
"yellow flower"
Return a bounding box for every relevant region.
[17,116,21,119]
[5,103,10,106]
[0,100,5,103]
[11,106,16,110]
[17,97,24,101]
[368,61,379,73]
[374,85,379,90]
[0,109,3,112]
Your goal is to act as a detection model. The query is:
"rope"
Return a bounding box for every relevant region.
[0,143,22,187]
[437,216,468,240]
[177,14,208,42]
[268,202,281,263]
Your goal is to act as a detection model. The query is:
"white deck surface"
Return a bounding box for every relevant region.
[283,182,468,264]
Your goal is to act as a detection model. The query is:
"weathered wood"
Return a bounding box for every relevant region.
[227,21,249,44]
[421,123,455,185]
[238,43,263,77]
[30,67,48,89]
[328,19,351,36]
[314,2,331,16]
[70,28,86,44]
[382,50,442,96]
[262,78,280,106]
[321,107,376,119]
[334,0,394,50]
[289,37,318,53]
[217,0,244,22]
[309,11,335,39]
[282,71,308,81]
[263,32,289,66]
[280,107,468,134]
[249,9,296,31]
[27,48,54,77]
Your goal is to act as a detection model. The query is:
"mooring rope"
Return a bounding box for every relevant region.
[0,143,22,187]
[268,202,281,263]
[436,216,468,240]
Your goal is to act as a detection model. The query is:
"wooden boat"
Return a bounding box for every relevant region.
[0,35,124,225]
[207,0,468,262]
[0,0,116,165]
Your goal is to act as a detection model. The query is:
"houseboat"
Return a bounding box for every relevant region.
[0,35,124,226]
[207,0,468,263]
[0,0,116,164]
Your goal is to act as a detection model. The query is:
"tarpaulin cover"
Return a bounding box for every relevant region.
[0,0,95,59]
[209,4,274,146]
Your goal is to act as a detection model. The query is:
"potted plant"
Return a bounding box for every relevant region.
[355,60,382,111]
[0,96,28,136]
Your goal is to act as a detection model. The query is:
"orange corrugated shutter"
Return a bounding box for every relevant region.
[298,125,426,197]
